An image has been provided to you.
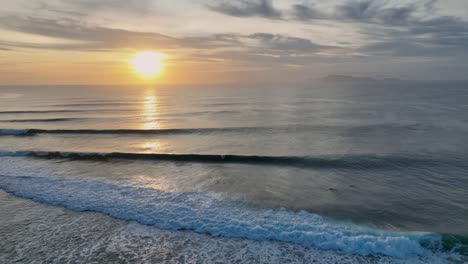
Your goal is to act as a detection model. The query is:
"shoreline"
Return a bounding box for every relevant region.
[1,190,463,264]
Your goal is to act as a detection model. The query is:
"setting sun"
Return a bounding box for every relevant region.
[130,51,166,78]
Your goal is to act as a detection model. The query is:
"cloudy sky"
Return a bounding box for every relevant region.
[1,0,467,85]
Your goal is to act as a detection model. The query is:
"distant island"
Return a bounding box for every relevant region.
[320,75,401,83]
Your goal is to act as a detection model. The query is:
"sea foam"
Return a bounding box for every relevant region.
[0,174,440,258]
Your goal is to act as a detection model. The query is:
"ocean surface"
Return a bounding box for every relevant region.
[0,83,467,263]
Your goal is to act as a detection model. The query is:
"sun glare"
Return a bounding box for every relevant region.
[130,51,166,78]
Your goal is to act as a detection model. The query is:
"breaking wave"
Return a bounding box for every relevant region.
[0,174,449,258]
[0,150,450,169]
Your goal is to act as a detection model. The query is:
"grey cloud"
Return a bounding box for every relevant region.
[0,39,105,51]
[24,0,153,19]
[0,16,175,47]
[423,0,438,11]
[0,15,330,59]
[334,1,415,25]
[4,1,467,62]
[336,1,374,20]
[358,12,468,57]
[192,32,331,55]
[247,33,326,52]
[208,0,282,19]
[0,16,221,51]
[0,16,271,53]
[298,1,468,58]
[208,0,417,25]
[184,34,244,48]
[409,17,468,51]
[196,33,335,68]
[409,16,468,35]
[56,0,152,12]
[291,4,324,21]
[362,40,445,57]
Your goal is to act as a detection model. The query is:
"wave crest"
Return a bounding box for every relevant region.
[0,174,440,258]
[0,150,446,169]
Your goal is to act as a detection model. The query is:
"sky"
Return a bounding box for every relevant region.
[0,0,467,85]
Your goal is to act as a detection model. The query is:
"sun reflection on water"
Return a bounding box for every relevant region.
[143,93,159,130]
[140,141,163,153]
[139,89,171,154]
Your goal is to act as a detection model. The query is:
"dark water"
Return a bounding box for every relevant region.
[1,83,467,262]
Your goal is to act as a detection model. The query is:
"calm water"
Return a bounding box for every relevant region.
[1,83,467,263]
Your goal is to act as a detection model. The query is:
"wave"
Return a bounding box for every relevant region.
[0,118,82,123]
[0,127,267,136]
[0,151,448,169]
[0,110,87,114]
[0,174,448,258]
[0,123,439,137]
[48,103,133,107]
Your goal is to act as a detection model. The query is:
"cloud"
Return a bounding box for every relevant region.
[60,0,151,10]
[291,4,325,21]
[361,40,444,57]
[2,0,467,80]
[247,33,327,52]
[1,15,245,52]
[409,17,468,53]
[208,0,282,19]
[208,0,419,25]
[9,0,464,60]
[286,1,468,58]
[335,1,415,25]
[290,1,417,25]
[356,10,468,57]
[49,0,152,14]
[0,15,331,63]
[0,16,178,51]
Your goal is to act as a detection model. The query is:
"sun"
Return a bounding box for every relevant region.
[130,51,166,78]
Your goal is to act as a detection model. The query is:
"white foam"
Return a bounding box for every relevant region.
[0,174,441,258]
[4,189,457,264]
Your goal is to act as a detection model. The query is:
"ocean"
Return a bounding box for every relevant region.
[0,82,467,263]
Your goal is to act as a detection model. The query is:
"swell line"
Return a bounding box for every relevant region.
[0,127,289,136]
[0,151,444,169]
[48,103,133,107]
[0,118,82,123]
[0,123,437,136]
[0,110,86,114]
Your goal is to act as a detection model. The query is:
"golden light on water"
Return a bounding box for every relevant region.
[139,91,170,154]
[141,142,162,152]
[143,95,159,129]
[130,51,166,78]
